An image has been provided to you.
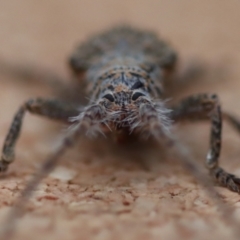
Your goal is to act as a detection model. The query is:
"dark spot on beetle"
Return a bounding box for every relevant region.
[131,81,144,90]
[103,94,114,102]
[132,92,145,101]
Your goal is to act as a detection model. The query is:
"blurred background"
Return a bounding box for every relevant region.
[0,1,240,240]
[1,0,240,71]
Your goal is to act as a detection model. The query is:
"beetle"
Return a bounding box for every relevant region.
[2,26,240,194]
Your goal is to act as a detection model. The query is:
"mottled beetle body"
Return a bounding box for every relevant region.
[1,25,240,203]
[69,27,176,136]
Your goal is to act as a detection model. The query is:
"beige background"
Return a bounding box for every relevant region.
[1,1,240,240]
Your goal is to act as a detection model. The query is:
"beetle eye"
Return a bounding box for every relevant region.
[132,92,145,101]
[103,94,114,102]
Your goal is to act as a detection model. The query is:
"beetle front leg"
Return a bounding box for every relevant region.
[1,104,107,238]
[171,93,240,193]
[0,98,80,172]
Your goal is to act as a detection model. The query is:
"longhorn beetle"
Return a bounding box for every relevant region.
[1,25,240,214]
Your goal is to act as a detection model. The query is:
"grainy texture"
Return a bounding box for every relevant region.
[1,1,240,240]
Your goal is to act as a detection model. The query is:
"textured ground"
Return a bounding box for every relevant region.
[1,1,240,240]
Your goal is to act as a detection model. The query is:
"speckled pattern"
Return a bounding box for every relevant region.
[1,1,240,240]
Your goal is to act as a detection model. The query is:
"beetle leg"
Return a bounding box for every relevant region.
[171,93,240,193]
[0,98,80,171]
